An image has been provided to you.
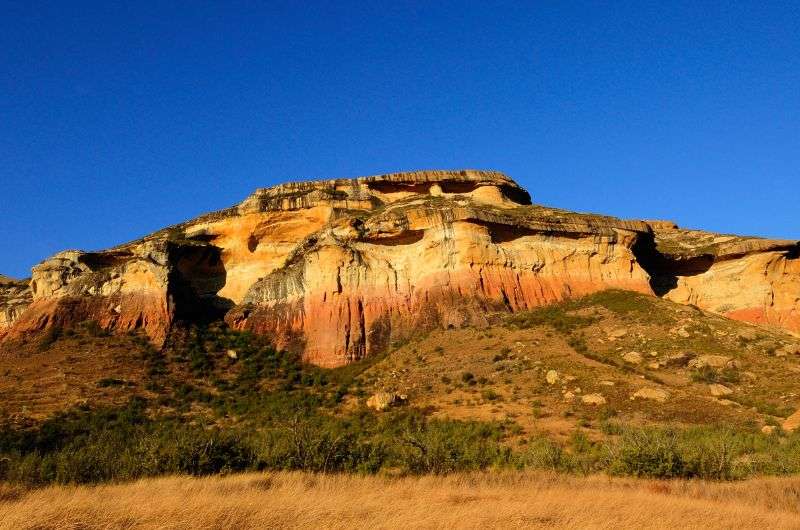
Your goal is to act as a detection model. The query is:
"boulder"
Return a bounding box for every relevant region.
[581,393,607,406]
[776,344,800,357]
[782,410,800,432]
[366,392,407,411]
[622,351,643,364]
[708,384,733,397]
[631,388,669,403]
[661,352,692,367]
[688,355,732,369]
[608,328,628,341]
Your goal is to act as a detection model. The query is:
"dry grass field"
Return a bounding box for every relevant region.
[2,471,800,529]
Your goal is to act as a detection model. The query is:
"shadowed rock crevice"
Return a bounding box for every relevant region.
[362,230,425,246]
[170,244,232,323]
[77,251,134,270]
[483,222,539,244]
[366,181,432,195]
[631,233,714,297]
[499,184,532,205]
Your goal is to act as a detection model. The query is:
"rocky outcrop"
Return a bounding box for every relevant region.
[0,276,32,333]
[640,226,800,335]
[1,169,798,365]
[224,185,654,366]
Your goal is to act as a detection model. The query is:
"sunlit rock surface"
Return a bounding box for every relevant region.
[1,170,797,366]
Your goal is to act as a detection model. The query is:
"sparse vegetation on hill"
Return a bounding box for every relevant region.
[0,290,799,487]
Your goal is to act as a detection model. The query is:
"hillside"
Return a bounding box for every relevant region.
[1,290,798,431]
[1,290,799,488]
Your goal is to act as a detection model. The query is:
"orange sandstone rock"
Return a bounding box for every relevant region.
[1,169,798,365]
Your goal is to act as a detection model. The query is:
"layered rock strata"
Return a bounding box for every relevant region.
[1,170,797,366]
[645,227,800,334]
[0,275,32,333]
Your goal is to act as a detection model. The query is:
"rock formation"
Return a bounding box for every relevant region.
[1,170,798,366]
[643,227,800,334]
[0,275,31,334]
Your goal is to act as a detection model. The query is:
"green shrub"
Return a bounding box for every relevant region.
[517,436,566,471]
[507,306,596,333]
[399,419,508,474]
[690,365,740,384]
[608,428,684,478]
[481,389,500,401]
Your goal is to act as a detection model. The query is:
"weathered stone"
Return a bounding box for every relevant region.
[581,393,607,406]
[776,344,800,357]
[631,388,669,403]
[608,328,628,340]
[546,370,559,385]
[661,352,692,367]
[0,276,31,334]
[688,355,732,369]
[652,225,800,335]
[708,384,733,397]
[366,392,406,411]
[622,351,643,364]
[783,410,800,432]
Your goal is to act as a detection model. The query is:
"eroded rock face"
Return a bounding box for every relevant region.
[0,276,32,333]
[224,179,654,366]
[641,226,800,336]
[1,169,798,365]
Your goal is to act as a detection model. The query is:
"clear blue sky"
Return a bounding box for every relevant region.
[2,1,798,278]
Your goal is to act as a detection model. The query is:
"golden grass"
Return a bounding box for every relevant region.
[2,472,800,529]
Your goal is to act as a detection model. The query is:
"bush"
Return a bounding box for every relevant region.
[679,428,742,480]
[399,419,508,474]
[691,366,740,384]
[518,436,566,471]
[507,306,596,333]
[608,428,684,478]
[481,389,500,401]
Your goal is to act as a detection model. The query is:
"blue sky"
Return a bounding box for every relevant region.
[1,1,798,278]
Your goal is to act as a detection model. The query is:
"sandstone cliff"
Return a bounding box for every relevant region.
[643,227,800,335]
[1,170,798,366]
[0,275,31,333]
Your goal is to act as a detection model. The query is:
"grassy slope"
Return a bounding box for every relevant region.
[359,290,800,437]
[0,290,799,484]
[2,290,798,430]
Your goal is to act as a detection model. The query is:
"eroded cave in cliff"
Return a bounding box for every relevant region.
[169,244,232,323]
